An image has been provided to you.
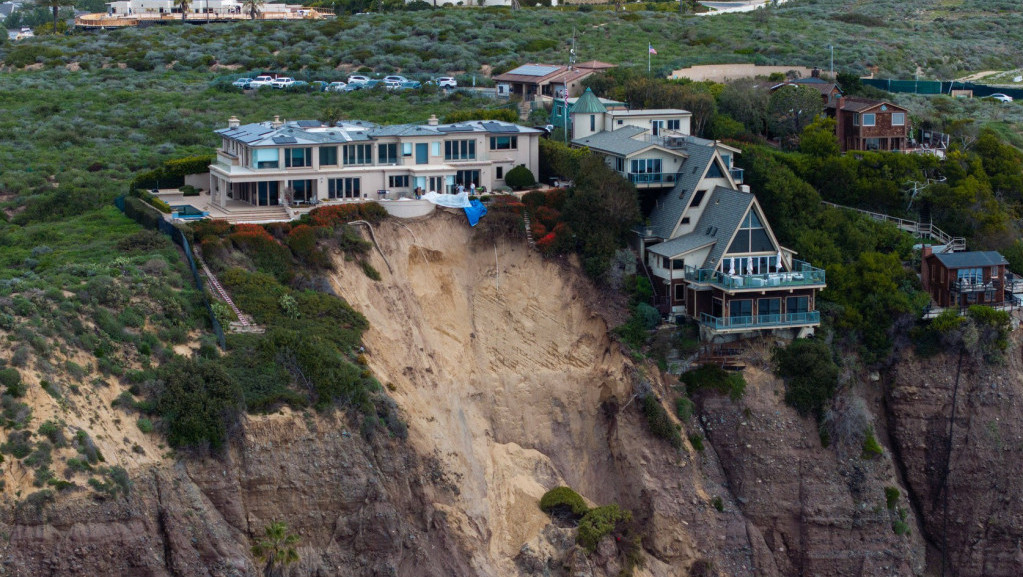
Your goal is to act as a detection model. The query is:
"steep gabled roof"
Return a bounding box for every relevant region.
[647,143,717,239]
[571,88,607,114]
[697,186,757,270]
[572,125,650,156]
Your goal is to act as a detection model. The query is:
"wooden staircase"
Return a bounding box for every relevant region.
[522,210,537,249]
[195,252,262,333]
[216,205,291,224]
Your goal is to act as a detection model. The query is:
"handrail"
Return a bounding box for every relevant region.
[821,201,965,250]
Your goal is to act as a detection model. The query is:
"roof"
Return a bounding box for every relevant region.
[571,88,607,114]
[829,97,908,113]
[217,118,540,147]
[698,186,757,269]
[933,251,1008,269]
[608,109,692,118]
[771,80,840,97]
[494,63,598,86]
[572,126,652,156]
[647,234,716,258]
[647,142,718,239]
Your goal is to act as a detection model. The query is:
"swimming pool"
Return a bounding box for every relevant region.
[171,205,209,220]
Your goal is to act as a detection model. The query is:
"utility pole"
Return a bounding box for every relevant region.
[828,45,834,76]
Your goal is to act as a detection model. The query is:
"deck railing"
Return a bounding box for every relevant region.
[700,311,821,331]
[821,201,966,251]
[683,259,826,290]
[628,172,676,185]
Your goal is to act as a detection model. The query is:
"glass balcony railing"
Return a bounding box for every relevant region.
[699,311,821,331]
[627,172,676,185]
[683,259,826,290]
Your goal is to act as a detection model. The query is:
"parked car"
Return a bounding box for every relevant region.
[399,80,422,90]
[383,75,409,84]
[271,77,295,89]
[310,81,329,91]
[232,77,254,89]
[433,76,457,88]
[347,74,370,85]
[988,93,1014,103]
[341,83,363,92]
[384,80,402,90]
[248,75,275,88]
[327,81,347,92]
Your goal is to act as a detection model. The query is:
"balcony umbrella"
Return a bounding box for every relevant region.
[776,249,783,271]
[728,259,735,275]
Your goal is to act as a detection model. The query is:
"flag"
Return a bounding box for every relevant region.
[648,44,657,55]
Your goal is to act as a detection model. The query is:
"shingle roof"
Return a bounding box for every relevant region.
[829,97,908,113]
[572,126,650,156]
[698,186,756,269]
[647,142,717,239]
[647,234,716,258]
[217,119,539,147]
[572,88,607,114]
[934,251,1008,269]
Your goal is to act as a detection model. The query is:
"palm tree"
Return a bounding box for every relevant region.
[36,0,74,34]
[242,0,265,20]
[176,0,191,21]
[251,521,300,577]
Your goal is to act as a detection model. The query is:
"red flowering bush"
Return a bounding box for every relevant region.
[534,205,561,229]
[530,221,548,239]
[192,219,231,241]
[286,225,330,268]
[229,224,293,281]
[308,202,388,228]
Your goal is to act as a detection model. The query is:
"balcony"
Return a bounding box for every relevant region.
[951,278,996,293]
[730,167,744,184]
[628,172,676,186]
[683,259,826,291]
[700,311,821,332]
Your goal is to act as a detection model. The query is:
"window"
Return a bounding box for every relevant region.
[674,284,685,302]
[489,136,518,150]
[617,119,623,125]
[590,115,595,132]
[431,142,441,157]
[853,113,860,126]
[758,298,781,320]
[729,300,752,319]
[630,158,661,174]
[787,296,809,314]
[720,153,731,168]
[402,143,413,157]
[284,147,312,168]
[892,112,905,126]
[455,170,480,187]
[389,175,409,188]
[289,179,314,201]
[614,157,624,172]
[378,143,398,165]
[343,144,372,165]
[681,217,690,225]
[706,159,724,178]
[862,113,876,126]
[319,146,338,166]
[327,177,361,199]
[690,189,706,207]
[253,148,279,169]
[444,140,476,160]
[957,268,984,284]
[667,119,680,131]
[651,120,663,136]
[727,209,774,254]
[496,166,504,179]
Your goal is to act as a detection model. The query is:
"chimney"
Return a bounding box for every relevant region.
[228,115,240,129]
[811,67,821,78]
[272,115,283,129]
[427,114,439,126]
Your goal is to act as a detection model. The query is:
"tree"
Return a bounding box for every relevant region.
[718,79,769,136]
[798,117,839,158]
[767,85,823,145]
[504,165,536,190]
[251,521,300,577]
[176,0,191,21]
[242,0,265,19]
[36,0,74,35]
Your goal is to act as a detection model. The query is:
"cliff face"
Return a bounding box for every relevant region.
[1,210,1020,577]
[887,346,1023,576]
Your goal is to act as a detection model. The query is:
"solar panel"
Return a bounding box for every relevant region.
[508,64,561,77]
[296,120,321,127]
[483,122,517,133]
[273,136,298,144]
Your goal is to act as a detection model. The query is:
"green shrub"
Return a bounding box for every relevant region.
[641,394,682,449]
[773,339,838,420]
[688,433,704,452]
[681,365,746,401]
[505,165,536,190]
[711,496,724,512]
[0,368,25,398]
[577,504,632,552]
[539,486,589,518]
[862,428,883,459]
[151,357,243,450]
[893,519,910,536]
[675,396,694,421]
[136,418,154,434]
[884,486,899,509]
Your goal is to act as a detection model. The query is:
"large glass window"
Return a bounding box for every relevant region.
[667,119,680,131]
[253,148,279,169]
[319,146,338,166]
[727,210,774,254]
[787,296,809,314]
[489,136,518,150]
[758,298,781,319]
[706,159,724,178]
[378,143,398,165]
[630,158,662,174]
[285,147,312,168]
[389,175,409,188]
[729,300,752,319]
[343,144,372,165]
[455,170,481,187]
[289,179,314,202]
[957,268,984,284]
[444,140,476,160]
[328,177,361,199]
[402,143,413,157]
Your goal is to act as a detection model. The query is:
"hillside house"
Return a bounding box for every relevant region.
[920,247,1012,309]
[770,76,842,108]
[494,62,614,100]
[828,96,910,152]
[209,115,540,210]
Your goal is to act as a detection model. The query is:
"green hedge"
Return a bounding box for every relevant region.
[539,486,589,518]
[577,504,632,552]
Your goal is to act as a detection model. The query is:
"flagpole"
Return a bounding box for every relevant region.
[648,43,651,74]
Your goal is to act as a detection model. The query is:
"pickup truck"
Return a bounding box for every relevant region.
[270,77,295,89]
[248,75,275,88]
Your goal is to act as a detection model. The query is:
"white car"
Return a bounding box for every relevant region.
[347,75,370,85]
[271,77,295,89]
[232,77,254,89]
[327,81,347,92]
[988,93,1014,103]
[383,75,408,84]
[434,76,457,88]
[248,75,275,88]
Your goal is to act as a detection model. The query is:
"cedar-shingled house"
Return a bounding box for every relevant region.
[920,247,1011,309]
[828,96,910,152]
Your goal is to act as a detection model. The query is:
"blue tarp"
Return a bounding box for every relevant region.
[464,199,487,227]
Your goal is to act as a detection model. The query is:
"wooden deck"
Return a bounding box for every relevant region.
[76,9,332,28]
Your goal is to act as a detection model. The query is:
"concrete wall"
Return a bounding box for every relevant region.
[670,64,817,83]
[185,172,210,192]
